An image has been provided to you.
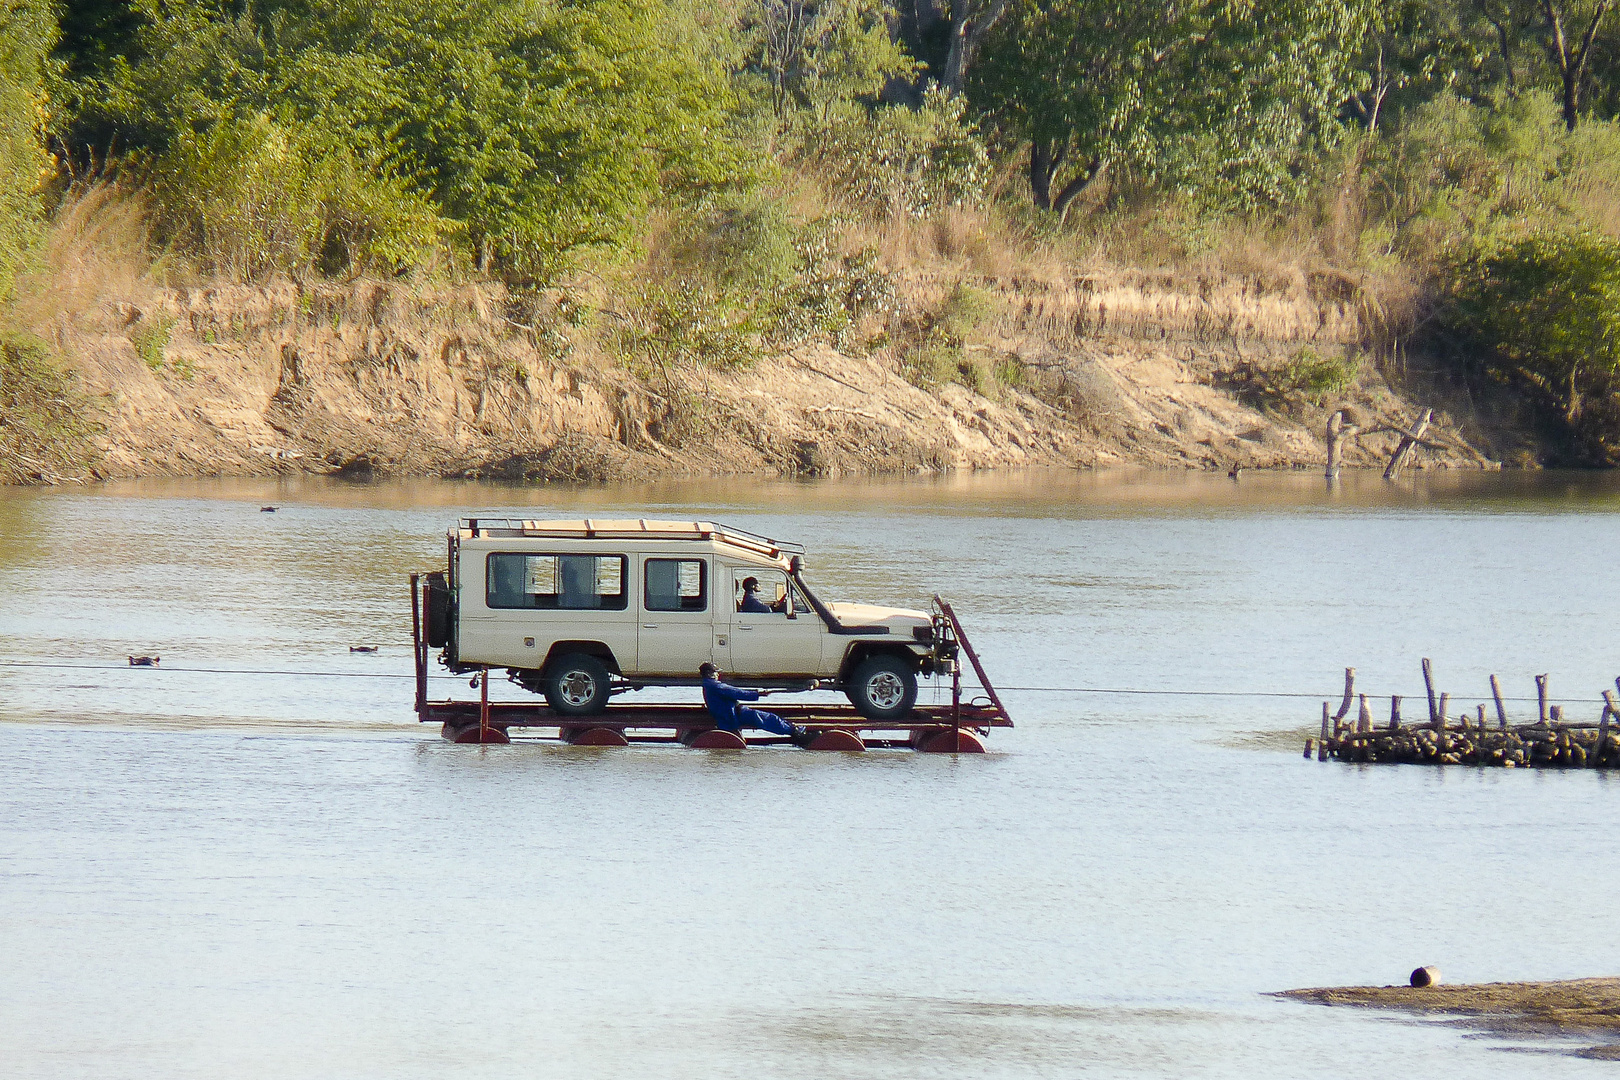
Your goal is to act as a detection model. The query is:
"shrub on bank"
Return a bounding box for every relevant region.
[0,331,100,483]
[152,115,447,279]
[796,89,990,220]
[0,0,53,300]
[1440,231,1620,464]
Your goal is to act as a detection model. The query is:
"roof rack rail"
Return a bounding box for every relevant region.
[456,517,805,558]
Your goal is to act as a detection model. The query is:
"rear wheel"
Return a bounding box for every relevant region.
[846,654,917,720]
[543,653,612,716]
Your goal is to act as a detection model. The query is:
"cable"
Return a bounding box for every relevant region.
[994,685,1608,703]
[0,659,1608,703]
[0,659,452,681]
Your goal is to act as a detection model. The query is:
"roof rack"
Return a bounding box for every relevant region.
[457,518,805,559]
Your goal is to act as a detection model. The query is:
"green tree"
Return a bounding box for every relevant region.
[1538,0,1615,129]
[0,0,54,299]
[1467,0,1617,127]
[1346,0,1487,134]
[747,0,916,119]
[1443,231,1620,453]
[79,0,749,278]
[971,0,1378,216]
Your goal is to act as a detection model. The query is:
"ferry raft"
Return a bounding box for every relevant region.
[408,517,1012,751]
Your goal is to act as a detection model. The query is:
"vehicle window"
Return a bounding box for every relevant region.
[486,553,627,610]
[645,558,706,612]
[734,568,792,615]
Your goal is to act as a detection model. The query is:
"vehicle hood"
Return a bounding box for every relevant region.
[826,602,930,630]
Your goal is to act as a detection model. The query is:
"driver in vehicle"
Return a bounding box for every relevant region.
[700,662,816,747]
[738,576,788,614]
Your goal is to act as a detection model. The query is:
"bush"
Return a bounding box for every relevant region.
[128,312,175,370]
[657,197,898,350]
[667,194,799,295]
[619,278,757,376]
[899,280,1002,393]
[1276,348,1360,406]
[1440,230,1620,463]
[153,115,445,279]
[0,0,53,299]
[1364,91,1620,260]
[799,88,990,219]
[93,0,745,280]
[0,331,100,482]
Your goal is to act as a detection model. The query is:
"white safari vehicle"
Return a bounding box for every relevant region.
[421,518,947,720]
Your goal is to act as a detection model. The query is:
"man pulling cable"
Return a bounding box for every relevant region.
[699,662,817,747]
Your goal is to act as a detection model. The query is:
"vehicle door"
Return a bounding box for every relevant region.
[636,555,717,676]
[725,566,825,677]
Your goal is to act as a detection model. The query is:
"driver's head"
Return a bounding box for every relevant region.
[699,662,718,679]
[742,576,759,593]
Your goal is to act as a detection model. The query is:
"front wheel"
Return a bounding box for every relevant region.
[542,653,612,716]
[846,655,917,720]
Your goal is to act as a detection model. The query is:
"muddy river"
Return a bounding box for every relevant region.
[2,468,1618,1078]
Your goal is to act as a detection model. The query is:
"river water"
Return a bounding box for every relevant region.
[2,468,1619,1078]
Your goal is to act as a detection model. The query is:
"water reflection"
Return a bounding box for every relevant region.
[65,465,1620,516]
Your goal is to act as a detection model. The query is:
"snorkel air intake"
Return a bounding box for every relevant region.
[788,555,889,636]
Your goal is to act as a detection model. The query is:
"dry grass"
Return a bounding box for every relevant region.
[11,184,163,334]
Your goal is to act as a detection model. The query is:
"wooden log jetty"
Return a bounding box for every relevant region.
[1305,661,1620,768]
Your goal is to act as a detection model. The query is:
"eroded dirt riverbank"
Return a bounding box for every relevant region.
[39,270,1496,481]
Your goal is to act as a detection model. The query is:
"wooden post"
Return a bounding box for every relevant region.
[1334,667,1356,721]
[1326,410,1357,481]
[1437,693,1449,753]
[952,650,962,729]
[1490,674,1508,729]
[1384,407,1432,480]
[1422,658,1438,724]
[1476,705,1487,766]
[410,573,426,715]
[1536,674,1549,724]
[1357,693,1372,733]
[1601,690,1617,767]
[479,666,491,734]
[1389,694,1402,730]
[1320,702,1330,761]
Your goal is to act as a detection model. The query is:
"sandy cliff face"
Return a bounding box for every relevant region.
[48,271,1489,481]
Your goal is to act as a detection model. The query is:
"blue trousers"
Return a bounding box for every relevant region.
[717,706,794,736]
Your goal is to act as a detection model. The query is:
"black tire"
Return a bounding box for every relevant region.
[846,654,917,720]
[542,653,612,716]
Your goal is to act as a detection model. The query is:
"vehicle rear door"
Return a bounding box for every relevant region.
[635,555,717,676]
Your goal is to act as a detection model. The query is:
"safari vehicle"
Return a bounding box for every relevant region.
[421,518,951,720]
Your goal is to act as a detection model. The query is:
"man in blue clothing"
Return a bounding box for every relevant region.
[699,662,816,746]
